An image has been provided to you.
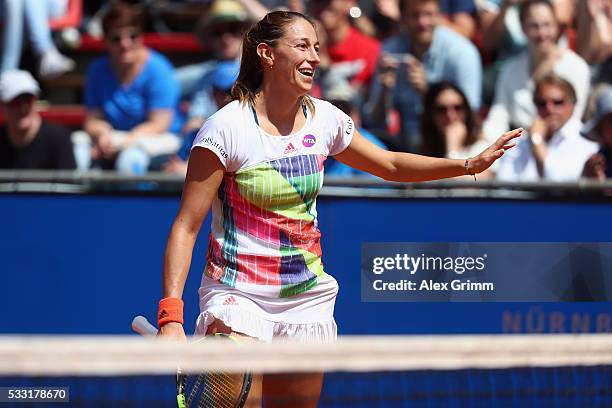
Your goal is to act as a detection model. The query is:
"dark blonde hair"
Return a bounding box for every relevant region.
[231,11,316,114]
[534,74,577,104]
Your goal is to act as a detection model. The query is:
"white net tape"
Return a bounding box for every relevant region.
[1,334,612,376]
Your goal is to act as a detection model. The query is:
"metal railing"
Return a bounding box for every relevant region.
[0,170,611,200]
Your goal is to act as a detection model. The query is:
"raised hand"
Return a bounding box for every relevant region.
[467,128,523,174]
[445,121,469,153]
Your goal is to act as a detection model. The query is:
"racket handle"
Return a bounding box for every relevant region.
[132,315,158,336]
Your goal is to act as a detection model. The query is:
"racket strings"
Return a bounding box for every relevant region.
[185,374,204,406]
[186,372,247,408]
[204,373,244,407]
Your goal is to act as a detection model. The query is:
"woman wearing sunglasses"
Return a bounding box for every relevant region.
[421,81,492,179]
[81,2,182,174]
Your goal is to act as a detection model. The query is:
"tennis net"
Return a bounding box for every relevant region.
[1,334,611,407]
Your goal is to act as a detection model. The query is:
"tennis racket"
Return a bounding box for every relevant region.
[131,316,253,408]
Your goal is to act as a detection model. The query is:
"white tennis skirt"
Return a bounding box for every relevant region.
[195,273,339,343]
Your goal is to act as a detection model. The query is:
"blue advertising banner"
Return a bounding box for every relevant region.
[362,243,612,302]
[1,193,611,335]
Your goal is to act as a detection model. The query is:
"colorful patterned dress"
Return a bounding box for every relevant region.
[192,98,354,299]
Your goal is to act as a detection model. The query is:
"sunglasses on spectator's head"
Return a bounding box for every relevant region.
[108,30,140,45]
[434,104,464,114]
[534,98,567,109]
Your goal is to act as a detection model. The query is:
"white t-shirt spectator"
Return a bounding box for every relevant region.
[483,50,590,142]
[496,117,599,181]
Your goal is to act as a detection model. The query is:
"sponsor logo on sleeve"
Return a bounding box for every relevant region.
[200,136,228,159]
[302,134,317,148]
[345,118,354,135]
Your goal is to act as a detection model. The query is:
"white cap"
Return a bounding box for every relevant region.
[0,70,40,103]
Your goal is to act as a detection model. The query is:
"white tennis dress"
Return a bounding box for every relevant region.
[191,98,355,342]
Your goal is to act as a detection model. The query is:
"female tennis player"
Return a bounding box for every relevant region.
[157,10,522,408]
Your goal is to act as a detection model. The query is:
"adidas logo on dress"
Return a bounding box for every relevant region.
[222,296,238,306]
[284,143,298,155]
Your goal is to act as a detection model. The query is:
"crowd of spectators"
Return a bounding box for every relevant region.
[0,0,75,79]
[0,0,611,183]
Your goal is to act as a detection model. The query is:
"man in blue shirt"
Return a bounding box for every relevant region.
[364,0,482,153]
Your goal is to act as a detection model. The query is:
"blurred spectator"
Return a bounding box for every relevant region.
[236,0,307,20]
[180,0,252,135]
[496,75,598,181]
[478,0,574,55]
[364,0,482,153]
[477,0,526,56]
[582,86,612,181]
[352,0,402,40]
[477,0,528,103]
[358,0,476,39]
[576,0,612,84]
[321,68,387,177]
[0,0,75,78]
[478,0,575,103]
[79,2,182,174]
[437,0,477,39]
[154,60,239,176]
[0,70,75,169]
[421,81,490,177]
[482,0,589,143]
[311,0,381,92]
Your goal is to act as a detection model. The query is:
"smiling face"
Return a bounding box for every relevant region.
[402,0,439,48]
[522,3,559,55]
[265,18,321,97]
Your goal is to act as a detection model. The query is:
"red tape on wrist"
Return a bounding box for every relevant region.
[158,297,184,327]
